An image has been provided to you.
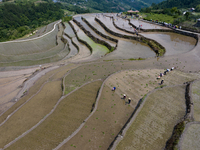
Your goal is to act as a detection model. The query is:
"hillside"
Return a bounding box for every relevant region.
[59,0,165,12]
[151,0,200,9]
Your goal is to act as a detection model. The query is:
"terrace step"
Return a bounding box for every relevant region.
[62,35,78,60]
[69,20,109,60]
[73,16,116,48]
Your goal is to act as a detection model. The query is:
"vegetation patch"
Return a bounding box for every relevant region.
[165,121,185,150]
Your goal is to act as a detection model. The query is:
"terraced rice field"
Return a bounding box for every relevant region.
[141,32,196,56]
[0,22,69,67]
[5,81,102,150]
[84,16,156,60]
[73,16,116,48]
[1,13,200,150]
[70,20,109,59]
[130,19,170,30]
[97,15,134,36]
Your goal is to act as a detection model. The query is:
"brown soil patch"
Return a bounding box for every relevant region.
[116,85,186,150]
[0,80,62,149]
[6,81,102,150]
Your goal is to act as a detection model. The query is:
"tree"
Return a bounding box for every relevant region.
[185,12,190,20]
[196,4,200,12]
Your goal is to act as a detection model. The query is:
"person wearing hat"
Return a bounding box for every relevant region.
[128,98,131,104]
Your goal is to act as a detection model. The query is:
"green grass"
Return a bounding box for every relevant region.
[144,13,175,24]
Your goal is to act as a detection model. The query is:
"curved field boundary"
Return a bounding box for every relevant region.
[0,66,59,117]
[83,17,118,43]
[63,33,79,52]
[61,35,78,60]
[95,17,139,40]
[73,18,114,52]
[110,84,187,150]
[95,17,166,56]
[2,79,101,150]
[0,20,61,44]
[68,21,93,54]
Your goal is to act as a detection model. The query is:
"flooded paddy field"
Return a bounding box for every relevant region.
[141,32,196,56]
[103,39,156,60]
[130,19,170,30]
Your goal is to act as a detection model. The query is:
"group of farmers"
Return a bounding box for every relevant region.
[112,87,131,104]
[157,67,175,84]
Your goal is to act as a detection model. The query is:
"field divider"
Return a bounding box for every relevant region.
[62,70,71,96]
[109,83,187,150]
[0,20,61,44]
